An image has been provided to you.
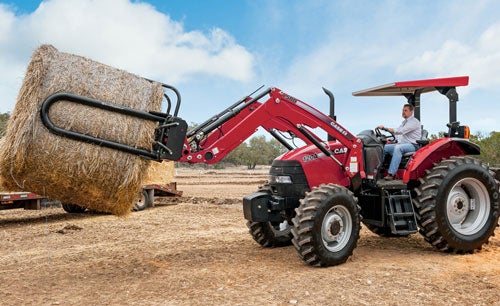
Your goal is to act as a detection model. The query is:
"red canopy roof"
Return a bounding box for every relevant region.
[352,76,469,96]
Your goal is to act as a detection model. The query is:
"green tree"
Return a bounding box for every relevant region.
[268,138,288,161]
[222,135,287,168]
[224,142,250,166]
[428,131,446,142]
[248,136,270,166]
[476,131,500,166]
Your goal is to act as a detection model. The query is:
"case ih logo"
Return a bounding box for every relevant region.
[333,147,347,154]
[330,121,349,137]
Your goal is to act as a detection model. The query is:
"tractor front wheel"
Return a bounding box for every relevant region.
[413,156,499,253]
[246,184,293,247]
[291,184,360,267]
[247,221,293,247]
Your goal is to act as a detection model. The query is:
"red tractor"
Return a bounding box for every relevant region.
[41,76,499,267]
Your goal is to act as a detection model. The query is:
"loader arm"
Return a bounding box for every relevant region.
[179,87,364,179]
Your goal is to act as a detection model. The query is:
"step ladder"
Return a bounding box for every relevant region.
[386,192,418,235]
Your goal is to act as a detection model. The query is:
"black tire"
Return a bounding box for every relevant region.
[246,185,293,247]
[363,223,408,237]
[247,220,293,247]
[413,156,499,253]
[62,203,86,213]
[133,190,149,211]
[291,184,361,267]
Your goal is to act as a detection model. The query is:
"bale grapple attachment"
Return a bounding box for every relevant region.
[40,83,188,161]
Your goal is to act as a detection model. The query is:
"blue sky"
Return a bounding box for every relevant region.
[1,0,499,137]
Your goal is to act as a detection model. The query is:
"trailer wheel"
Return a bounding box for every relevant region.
[247,220,293,247]
[133,190,149,211]
[292,184,360,267]
[62,203,86,213]
[413,156,499,253]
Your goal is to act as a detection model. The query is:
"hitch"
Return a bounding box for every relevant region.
[40,83,187,161]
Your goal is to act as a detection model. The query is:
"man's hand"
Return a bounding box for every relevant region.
[377,125,393,133]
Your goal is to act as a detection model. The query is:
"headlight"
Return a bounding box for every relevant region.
[269,175,292,184]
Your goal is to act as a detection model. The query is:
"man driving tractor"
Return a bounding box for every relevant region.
[377,104,421,180]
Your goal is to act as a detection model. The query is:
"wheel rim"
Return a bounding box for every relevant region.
[446,177,490,235]
[321,205,352,252]
[271,221,291,235]
[134,191,147,210]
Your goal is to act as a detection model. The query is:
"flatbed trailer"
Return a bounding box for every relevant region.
[133,182,183,211]
[0,192,50,210]
[1,182,181,213]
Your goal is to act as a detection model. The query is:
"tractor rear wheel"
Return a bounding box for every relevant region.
[413,156,499,253]
[291,184,360,267]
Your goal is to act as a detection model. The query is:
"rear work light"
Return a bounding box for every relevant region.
[455,125,470,139]
[449,124,470,139]
[462,126,470,139]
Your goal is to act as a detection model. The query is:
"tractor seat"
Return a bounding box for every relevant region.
[403,129,429,158]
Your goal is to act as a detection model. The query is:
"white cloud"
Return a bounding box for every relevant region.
[397,23,500,92]
[389,23,500,135]
[0,4,15,44]
[0,0,254,113]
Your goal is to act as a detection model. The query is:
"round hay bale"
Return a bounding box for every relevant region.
[0,45,164,216]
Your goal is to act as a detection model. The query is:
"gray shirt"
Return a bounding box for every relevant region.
[394,115,421,145]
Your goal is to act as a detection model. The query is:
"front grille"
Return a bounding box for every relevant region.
[269,160,309,203]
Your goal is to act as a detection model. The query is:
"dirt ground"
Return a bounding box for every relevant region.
[0,166,498,305]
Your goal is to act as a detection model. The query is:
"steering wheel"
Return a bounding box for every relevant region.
[375,127,396,143]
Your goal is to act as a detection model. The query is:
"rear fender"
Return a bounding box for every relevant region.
[403,138,480,182]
